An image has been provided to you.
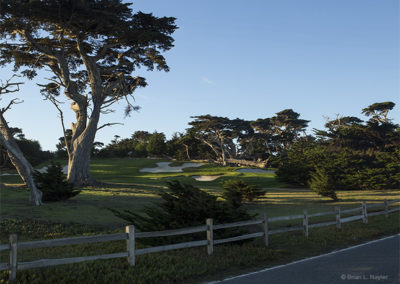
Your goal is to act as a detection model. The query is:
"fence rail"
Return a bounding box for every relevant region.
[136,225,207,238]
[1,198,399,282]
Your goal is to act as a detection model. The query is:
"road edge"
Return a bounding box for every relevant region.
[206,233,400,283]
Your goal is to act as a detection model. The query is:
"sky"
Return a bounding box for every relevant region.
[1,0,399,151]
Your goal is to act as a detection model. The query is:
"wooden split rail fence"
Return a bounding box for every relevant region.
[1,198,399,282]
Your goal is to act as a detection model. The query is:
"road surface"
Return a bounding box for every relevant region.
[212,234,399,284]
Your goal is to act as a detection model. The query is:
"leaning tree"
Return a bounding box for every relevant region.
[189,115,236,166]
[0,76,42,205]
[0,0,177,185]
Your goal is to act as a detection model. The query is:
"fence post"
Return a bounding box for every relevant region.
[263,213,269,246]
[303,210,309,238]
[362,201,368,224]
[126,225,135,266]
[206,218,213,255]
[9,234,17,283]
[384,200,388,218]
[335,206,341,229]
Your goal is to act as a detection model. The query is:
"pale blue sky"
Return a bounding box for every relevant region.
[1,0,399,151]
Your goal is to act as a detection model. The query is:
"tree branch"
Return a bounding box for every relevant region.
[1,98,23,114]
[21,30,59,60]
[45,95,71,158]
[0,75,23,95]
[97,122,123,131]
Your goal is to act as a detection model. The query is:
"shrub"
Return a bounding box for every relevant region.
[109,180,253,239]
[309,167,338,201]
[221,179,265,206]
[275,142,322,186]
[33,162,80,202]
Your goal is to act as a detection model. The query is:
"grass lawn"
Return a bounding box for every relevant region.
[1,158,398,227]
[0,158,399,283]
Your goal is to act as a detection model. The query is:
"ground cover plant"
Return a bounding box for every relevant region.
[0,213,398,283]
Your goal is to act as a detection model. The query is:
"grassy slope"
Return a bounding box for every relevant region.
[1,158,399,227]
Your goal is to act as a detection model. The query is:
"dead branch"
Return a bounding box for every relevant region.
[44,95,71,158]
[97,122,123,131]
[1,98,23,114]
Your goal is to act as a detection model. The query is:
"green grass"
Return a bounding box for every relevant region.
[1,158,399,227]
[0,158,399,283]
[0,213,398,284]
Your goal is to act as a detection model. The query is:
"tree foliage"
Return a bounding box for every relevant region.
[277,102,400,194]
[0,0,177,185]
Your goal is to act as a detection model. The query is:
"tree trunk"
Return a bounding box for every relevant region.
[66,104,100,186]
[219,137,226,166]
[183,144,191,160]
[0,113,42,205]
[67,138,93,186]
[226,158,268,168]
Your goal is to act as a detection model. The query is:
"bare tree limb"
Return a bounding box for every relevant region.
[1,98,23,114]
[45,95,71,158]
[97,122,123,131]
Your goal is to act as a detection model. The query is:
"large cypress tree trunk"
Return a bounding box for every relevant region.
[67,137,94,186]
[66,105,100,186]
[0,113,42,205]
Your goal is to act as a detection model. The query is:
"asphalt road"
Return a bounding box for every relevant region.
[213,234,399,284]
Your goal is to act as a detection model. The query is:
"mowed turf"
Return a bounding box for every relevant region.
[0,158,399,228]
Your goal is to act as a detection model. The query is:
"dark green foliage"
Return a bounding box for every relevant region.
[309,167,338,201]
[146,132,166,156]
[275,140,322,186]
[109,180,252,233]
[278,145,400,191]
[222,179,265,206]
[33,163,80,202]
[362,101,395,123]
[277,102,400,194]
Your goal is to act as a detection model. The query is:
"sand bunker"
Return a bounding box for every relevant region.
[1,165,68,176]
[36,165,68,174]
[236,168,275,174]
[191,175,223,181]
[140,162,204,173]
[0,172,18,176]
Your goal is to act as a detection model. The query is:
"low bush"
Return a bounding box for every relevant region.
[33,162,80,202]
[109,180,254,243]
[308,167,338,201]
[222,179,265,206]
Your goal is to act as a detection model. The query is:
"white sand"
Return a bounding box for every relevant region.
[140,162,204,173]
[0,172,18,176]
[191,175,223,181]
[36,165,68,174]
[236,168,275,173]
[1,165,68,176]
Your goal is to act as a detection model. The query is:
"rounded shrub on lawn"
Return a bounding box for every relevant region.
[33,162,81,202]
